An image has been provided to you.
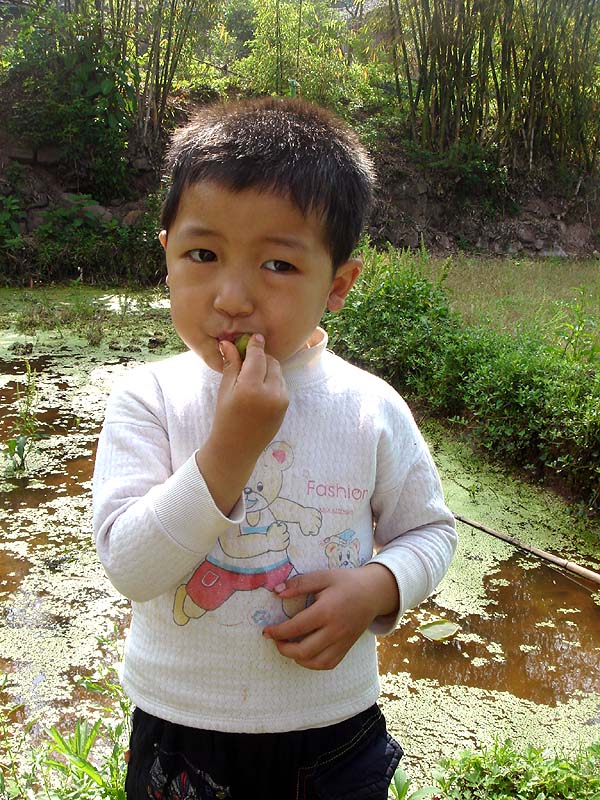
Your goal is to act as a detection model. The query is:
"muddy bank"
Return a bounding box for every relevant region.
[0,287,599,783]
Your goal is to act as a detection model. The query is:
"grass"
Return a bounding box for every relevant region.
[0,635,131,800]
[420,254,600,352]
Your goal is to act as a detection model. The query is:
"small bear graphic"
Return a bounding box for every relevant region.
[324,529,361,569]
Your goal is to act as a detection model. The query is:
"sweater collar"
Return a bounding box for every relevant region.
[280,327,328,388]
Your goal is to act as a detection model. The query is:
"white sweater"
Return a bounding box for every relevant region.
[92,330,456,733]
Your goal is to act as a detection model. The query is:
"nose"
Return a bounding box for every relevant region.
[213,268,253,318]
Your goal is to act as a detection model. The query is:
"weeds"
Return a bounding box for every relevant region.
[14,291,108,345]
[434,738,600,799]
[3,360,40,473]
[552,287,599,364]
[390,766,438,799]
[0,632,130,800]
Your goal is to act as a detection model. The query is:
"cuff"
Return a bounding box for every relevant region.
[366,551,427,636]
[152,453,245,553]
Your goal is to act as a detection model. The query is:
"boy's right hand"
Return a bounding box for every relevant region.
[195,334,289,516]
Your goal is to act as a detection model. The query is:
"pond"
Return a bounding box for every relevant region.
[1,287,599,784]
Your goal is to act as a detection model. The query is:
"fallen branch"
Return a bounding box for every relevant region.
[454,513,600,586]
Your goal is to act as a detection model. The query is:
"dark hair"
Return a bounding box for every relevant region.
[161,97,375,269]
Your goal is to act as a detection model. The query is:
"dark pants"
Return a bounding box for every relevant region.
[125,705,402,800]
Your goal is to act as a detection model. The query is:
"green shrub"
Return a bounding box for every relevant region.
[325,245,600,513]
[3,8,137,202]
[405,140,509,206]
[434,738,600,799]
[326,244,456,387]
[0,193,165,287]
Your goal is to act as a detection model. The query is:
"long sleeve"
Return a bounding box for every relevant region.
[92,365,244,602]
[367,396,456,634]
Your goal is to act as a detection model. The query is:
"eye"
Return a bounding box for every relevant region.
[257,481,264,492]
[263,259,295,273]
[188,249,216,263]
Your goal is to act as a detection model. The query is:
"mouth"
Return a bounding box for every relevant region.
[217,331,253,343]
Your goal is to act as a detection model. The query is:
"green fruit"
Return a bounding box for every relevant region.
[234,333,251,360]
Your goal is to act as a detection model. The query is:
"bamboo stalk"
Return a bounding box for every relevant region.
[454,514,600,585]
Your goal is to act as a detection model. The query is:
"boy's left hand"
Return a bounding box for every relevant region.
[262,564,399,670]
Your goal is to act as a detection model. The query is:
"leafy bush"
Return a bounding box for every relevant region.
[406,140,509,203]
[3,7,137,202]
[326,244,455,387]
[434,738,600,799]
[0,193,165,287]
[0,195,24,248]
[325,245,600,512]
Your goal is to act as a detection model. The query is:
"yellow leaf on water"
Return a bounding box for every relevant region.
[418,619,461,641]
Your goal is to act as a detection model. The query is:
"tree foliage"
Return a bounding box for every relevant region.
[1,0,600,184]
[384,0,600,170]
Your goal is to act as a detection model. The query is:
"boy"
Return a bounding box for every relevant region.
[93,98,456,800]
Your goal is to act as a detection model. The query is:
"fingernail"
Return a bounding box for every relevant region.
[274,583,286,593]
[218,342,226,358]
[254,333,265,345]
[262,630,271,639]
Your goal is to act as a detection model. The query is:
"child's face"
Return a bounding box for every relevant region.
[160,181,361,371]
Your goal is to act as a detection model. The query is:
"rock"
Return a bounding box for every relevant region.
[36,145,63,165]
[122,209,145,226]
[132,157,153,171]
[81,203,113,223]
[505,241,522,255]
[565,222,592,249]
[402,229,420,249]
[5,143,35,162]
[436,232,452,250]
[27,193,50,209]
[540,244,568,258]
[516,224,538,245]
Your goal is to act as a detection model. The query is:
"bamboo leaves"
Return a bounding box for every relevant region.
[385,0,600,169]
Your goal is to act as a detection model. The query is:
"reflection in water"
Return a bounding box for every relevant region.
[378,554,600,705]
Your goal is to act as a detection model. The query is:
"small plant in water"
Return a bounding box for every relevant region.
[0,632,131,799]
[3,360,41,473]
[390,766,438,800]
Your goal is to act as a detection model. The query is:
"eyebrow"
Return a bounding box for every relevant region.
[263,235,308,251]
[177,226,308,252]
[178,224,221,239]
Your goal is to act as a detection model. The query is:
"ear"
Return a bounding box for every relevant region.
[159,230,169,286]
[264,441,294,471]
[327,258,362,312]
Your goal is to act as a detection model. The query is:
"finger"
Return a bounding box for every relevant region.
[218,339,242,377]
[236,333,266,371]
[273,570,333,598]
[276,636,344,671]
[263,601,321,641]
[263,354,286,388]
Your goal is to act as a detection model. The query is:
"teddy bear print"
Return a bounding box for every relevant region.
[323,529,362,569]
[173,441,322,625]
